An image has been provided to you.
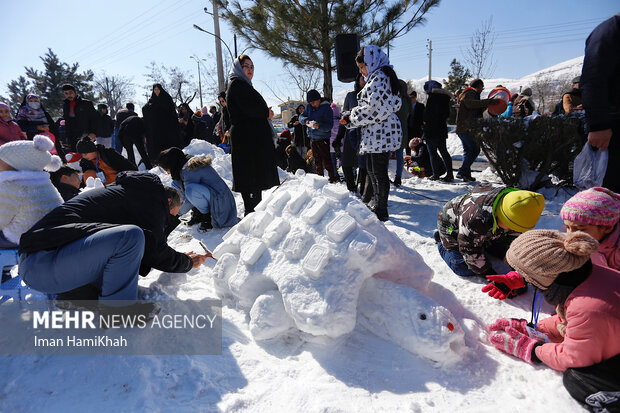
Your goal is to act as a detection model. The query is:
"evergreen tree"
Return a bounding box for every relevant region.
[5,76,33,117]
[219,0,440,100]
[443,59,471,99]
[23,48,95,117]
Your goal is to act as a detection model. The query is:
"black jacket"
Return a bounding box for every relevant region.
[79,144,138,175]
[119,115,146,139]
[53,182,81,202]
[226,78,279,193]
[286,149,310,173]
[424,88,451,139]
[115,108,138,129]
[408,101,425,140]
[96,113,115,137]
[581,14,620,132]
[62,96,99,150]
[287,114,308,148]
[19,172,193,276]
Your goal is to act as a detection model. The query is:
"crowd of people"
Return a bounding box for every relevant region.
[0,13,618,413]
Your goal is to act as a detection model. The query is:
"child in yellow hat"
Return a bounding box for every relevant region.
[436,185,545,283]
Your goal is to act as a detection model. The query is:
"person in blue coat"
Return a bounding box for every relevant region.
[157,147,238,231]
[299,90,337,182]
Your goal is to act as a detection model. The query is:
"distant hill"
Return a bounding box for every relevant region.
[334,56,584,113]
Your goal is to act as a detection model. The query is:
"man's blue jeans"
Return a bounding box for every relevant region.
[456,133,480,176]
[112,127,123,154]
[19,225,145,301]
[437,240,476,277]
[394,148,404,178]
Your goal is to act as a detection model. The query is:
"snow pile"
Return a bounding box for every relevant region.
[210,171,446,345]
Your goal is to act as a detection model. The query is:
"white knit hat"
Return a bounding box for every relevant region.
[0,135,62,172]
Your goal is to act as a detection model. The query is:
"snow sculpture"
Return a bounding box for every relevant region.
[357,278,465,364]
[212,173,435,340]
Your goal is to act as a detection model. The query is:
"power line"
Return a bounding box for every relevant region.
[66,0,175,61]
[81,9,199,68]
[69,0,194,64]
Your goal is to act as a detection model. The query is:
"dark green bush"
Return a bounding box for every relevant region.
[471,116,582,190]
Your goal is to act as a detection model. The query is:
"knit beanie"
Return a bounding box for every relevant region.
[495,190,545,232]
[505,230,599,290]
[76,137,97,154]
[306,89,321,103]
[0,135,62,172]
[0,102,10,112]
[560,187,620,227]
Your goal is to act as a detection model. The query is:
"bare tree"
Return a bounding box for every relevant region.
[464,17,496,78]
[93,74,135,118]
[284,65,322,102]
[144,62,197,107]
[532,73,558,113]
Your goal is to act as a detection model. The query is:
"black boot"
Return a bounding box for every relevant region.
[440,174,454,183]
[393,176,402,187]
[185,207,207,226]
[199,212,213,232]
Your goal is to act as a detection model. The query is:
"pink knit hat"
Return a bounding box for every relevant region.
[560,187,620,227]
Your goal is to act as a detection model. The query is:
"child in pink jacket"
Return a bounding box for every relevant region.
[482,186,620,300]
[488,230,620,412]
[0,102,26,146]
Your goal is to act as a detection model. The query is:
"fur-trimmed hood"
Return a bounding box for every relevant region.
[185,154,213,170]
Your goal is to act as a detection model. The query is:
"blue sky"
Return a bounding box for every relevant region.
[2,0,617,109]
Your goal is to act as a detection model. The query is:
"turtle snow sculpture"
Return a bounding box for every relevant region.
[211,171,464,361]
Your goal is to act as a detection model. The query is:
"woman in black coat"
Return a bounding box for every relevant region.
[142,84,183,161]
[226,55,279,215]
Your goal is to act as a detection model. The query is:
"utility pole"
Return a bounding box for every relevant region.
[190,56,203,107]
[234,34,238,58]
[426,39,432,81]
[212,0,225,93]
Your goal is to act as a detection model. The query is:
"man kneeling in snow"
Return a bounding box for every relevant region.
[17,171,208,303]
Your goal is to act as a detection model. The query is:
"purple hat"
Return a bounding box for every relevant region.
[560,187,620,227]
[0,102,10,111]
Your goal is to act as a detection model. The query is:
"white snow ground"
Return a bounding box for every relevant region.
[0,139,583,413]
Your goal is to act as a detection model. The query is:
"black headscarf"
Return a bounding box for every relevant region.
[157,147,192,181]
[149,84,174,106]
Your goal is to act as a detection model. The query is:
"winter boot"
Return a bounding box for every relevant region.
[393,176,402,187]
[185,207,207,226]
[440,174,454,183]
[199,212,213,232]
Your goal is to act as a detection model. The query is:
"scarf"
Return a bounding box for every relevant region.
[228,57,252,86]
[363,45,392,80]
[541,260,592,337]
[16,94,47,123]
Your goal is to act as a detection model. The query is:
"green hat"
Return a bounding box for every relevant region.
[496,190,545,232]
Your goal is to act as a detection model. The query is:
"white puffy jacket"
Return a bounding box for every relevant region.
[0,171,63,244]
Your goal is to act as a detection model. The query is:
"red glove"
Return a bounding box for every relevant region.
[488,318,529,335]
[481,271,525,300]
[489,326,538,363]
